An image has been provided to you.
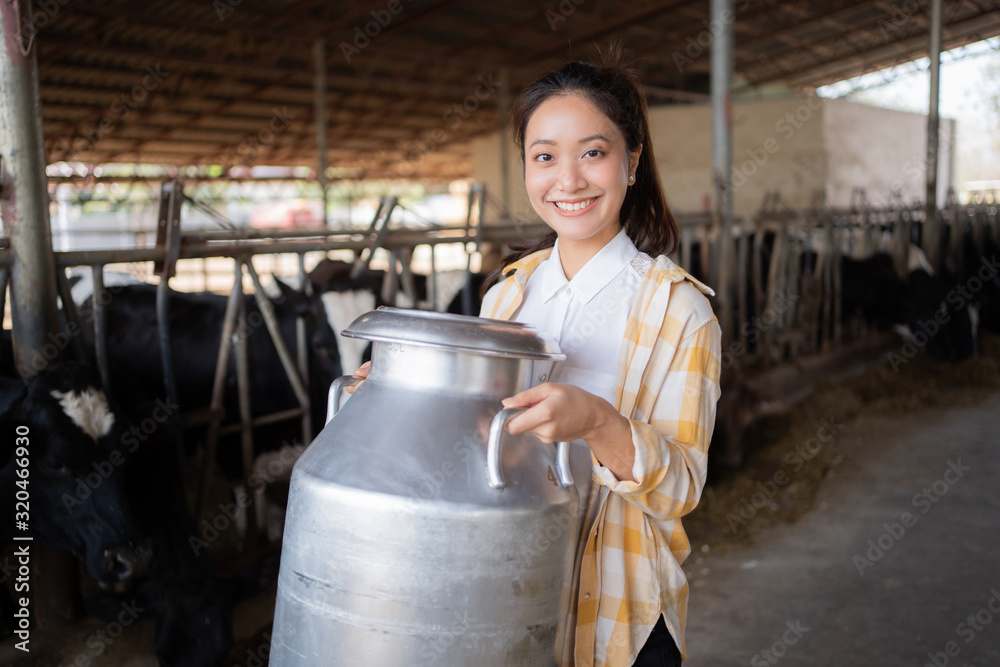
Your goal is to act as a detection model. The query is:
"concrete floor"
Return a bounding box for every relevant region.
[683,391,1000,667]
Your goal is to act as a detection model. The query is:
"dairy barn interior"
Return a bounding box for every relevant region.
[1,0,999,665]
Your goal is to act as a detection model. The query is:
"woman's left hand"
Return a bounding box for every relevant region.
[502,383,636,481]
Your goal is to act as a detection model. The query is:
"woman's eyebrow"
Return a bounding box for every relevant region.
[528,138,555,149]
[528,133,611,149]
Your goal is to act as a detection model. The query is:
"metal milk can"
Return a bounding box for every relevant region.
[270,307,590,666]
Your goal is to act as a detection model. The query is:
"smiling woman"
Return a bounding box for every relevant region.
[480,47,722,667]
[523,93,641,278]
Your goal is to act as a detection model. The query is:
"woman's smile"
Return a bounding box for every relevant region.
[550,196,601,214]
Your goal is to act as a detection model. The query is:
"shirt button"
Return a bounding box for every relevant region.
[538,373,547,382]
[565,288,572,297]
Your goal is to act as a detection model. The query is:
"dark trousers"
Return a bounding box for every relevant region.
[632,616,682,667]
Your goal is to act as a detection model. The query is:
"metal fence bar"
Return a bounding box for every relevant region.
[91,265,111,391]
[197,262,243,518]
[218,406,308,435]
[296,253,310,442]
[244,261,309,407]
[156,277,177,407]
[55,268,93,369]
[233,288,258,544]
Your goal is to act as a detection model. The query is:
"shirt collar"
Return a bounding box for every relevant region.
[537,227,639,305]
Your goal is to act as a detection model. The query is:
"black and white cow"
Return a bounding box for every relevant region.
[0,362,146,636]
[836,249,979,360]
[307,258,491,371]
[840,252,905,330]
[956,227,1000,335]
[78,278,342,480]
[894,266,978,360]
[2,331,239,665]
[306,260,381,374]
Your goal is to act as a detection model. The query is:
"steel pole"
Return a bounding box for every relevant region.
[498,67,511,214]
[0,0,82,629]
[313,39,329,227]
[0,0,60,377]
[711,0,735,342]
[923,0,943,271]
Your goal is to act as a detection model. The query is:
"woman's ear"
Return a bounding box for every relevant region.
[628,144,643,182]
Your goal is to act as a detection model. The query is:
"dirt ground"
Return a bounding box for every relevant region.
[685,330,1000,553]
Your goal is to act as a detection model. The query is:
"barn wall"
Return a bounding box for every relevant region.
[822,98,956,208]
[470,132,534,220]
[649,98,828,215]
[470,97,953,219]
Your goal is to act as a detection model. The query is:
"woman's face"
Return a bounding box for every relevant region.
[523,93,640,254]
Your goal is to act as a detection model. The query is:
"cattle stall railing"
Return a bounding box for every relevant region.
[706,198,997,361]
[670,196,999,467]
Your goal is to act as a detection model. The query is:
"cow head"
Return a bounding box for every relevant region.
[272,277,343,382]
[0,363,146,588]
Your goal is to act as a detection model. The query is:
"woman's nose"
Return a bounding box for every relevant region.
[557,162,586,192]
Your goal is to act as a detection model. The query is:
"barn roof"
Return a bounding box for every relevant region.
[34,0,1000,180]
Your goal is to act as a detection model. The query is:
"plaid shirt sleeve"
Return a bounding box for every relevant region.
[595,282,722,520]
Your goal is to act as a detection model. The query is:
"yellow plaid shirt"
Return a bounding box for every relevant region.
[481,248,722,667]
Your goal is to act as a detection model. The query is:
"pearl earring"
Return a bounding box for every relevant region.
[629,175,635,182]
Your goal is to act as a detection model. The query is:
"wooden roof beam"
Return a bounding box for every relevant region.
[762,9,1000,87]
[735,0,880,52]
[510,0,694,66]
[97,81,286,162]
[738,0,995,80]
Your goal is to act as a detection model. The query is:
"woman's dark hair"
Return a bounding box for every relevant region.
[484,46,679,294]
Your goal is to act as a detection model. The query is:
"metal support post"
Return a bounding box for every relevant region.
[0,0,60,377]
[711,0,735,343]
[923,0,943,270]
[154,180,182,407]
[233,274,258,545]
[314,39,329,227]
[498,68,511,214]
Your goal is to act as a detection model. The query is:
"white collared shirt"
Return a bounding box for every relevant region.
[513,227,646,402]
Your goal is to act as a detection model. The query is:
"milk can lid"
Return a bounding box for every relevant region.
[341,307,566,360]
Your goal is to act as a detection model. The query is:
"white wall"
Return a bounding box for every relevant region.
[470,133,533,220]
[649,98,828,215]
[822,98,955,208]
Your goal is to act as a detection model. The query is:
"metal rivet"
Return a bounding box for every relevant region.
[538,373,547,382]
[584,593,591,600]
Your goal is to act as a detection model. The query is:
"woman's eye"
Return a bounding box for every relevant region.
[534,153,553,162]
[584,149,604,158]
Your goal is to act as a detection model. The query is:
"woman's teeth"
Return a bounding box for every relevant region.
[554,198,595,211]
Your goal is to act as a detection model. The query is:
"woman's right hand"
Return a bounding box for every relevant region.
[344,361,370,394]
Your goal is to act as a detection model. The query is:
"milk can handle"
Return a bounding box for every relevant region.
[487,407,574,490]
[326,375,361,424]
